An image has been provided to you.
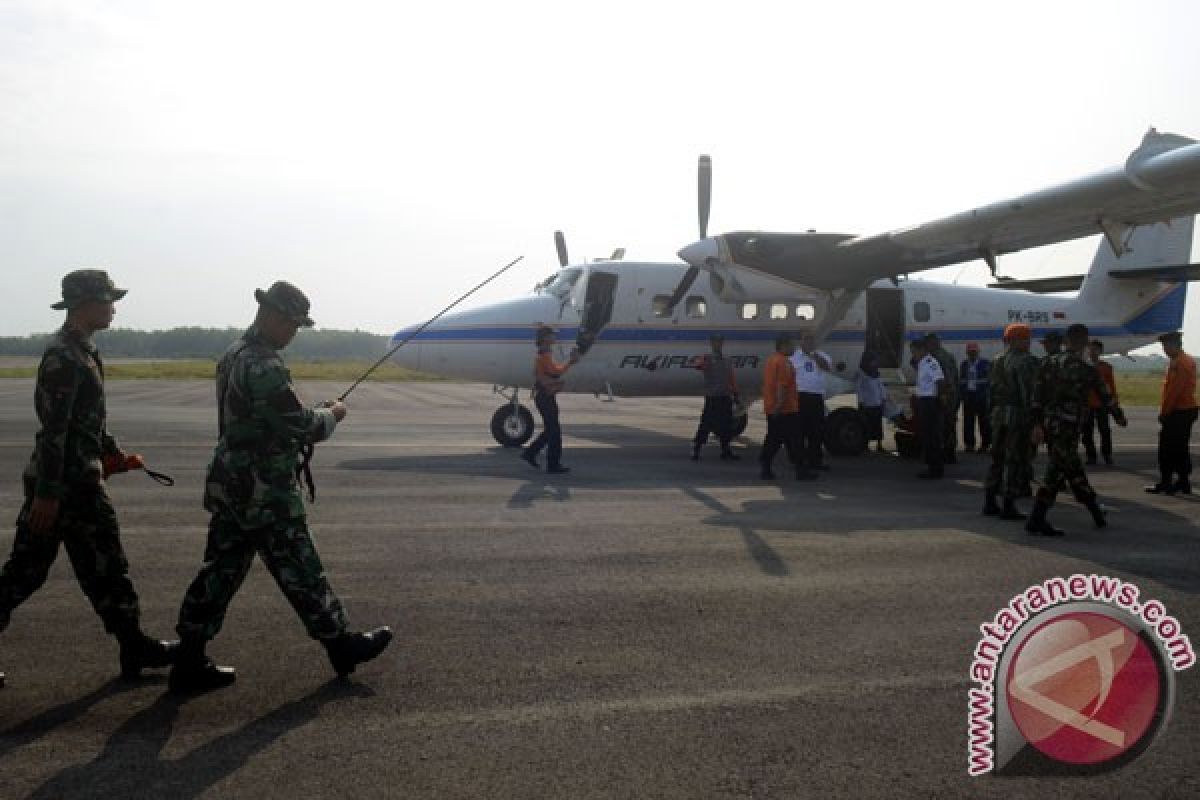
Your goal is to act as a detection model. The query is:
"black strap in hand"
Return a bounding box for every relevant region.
[143,467,175,487]
[297,443,317,502]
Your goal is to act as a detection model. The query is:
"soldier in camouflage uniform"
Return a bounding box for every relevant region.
[925,333,960,464]
[169,281,392,694]
[0,270,178,690]
[983,324,1039,520]
[1026,323,1127,536]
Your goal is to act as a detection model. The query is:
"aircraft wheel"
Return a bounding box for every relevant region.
[823,407,868,456]
[731,414,749,438]
[491,405,535,447]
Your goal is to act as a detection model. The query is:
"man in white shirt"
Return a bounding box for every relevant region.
[791,332,832,471]
[911,338,945,479]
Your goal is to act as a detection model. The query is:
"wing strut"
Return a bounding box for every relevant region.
[1098,218,1132,258]
[814,289,864,345]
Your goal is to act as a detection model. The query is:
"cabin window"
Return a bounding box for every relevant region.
[686,297,707,318]
[795,303,815,321]
[741,303,759,320]
[913,301,931,322]
[769,303,789,320]
[652,295,673,318]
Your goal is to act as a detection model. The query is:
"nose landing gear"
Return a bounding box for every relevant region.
[490,386,534,447]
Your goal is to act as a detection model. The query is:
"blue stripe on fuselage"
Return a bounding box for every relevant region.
[389,285,1185,346]
[392,325,1139,344]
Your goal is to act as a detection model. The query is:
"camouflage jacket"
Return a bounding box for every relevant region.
[989,349,1039,425]
[1032,350,1117,432]
[24,326,121,498]
[204,326,339,528]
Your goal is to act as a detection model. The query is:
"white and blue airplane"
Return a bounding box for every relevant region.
[390,129,1200,453]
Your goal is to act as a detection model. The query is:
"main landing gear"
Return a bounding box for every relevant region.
[490,386,534,447]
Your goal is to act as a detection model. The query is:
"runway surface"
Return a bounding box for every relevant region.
[0,379,1197,798]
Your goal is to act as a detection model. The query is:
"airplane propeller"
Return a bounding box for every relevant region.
[664,154,712,312]
[554,230,569,268]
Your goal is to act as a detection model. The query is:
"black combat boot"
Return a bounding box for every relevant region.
[719,447,740,461]
[168,637,236,694]
[1085,498,1108,528]
[117,630,180,680]
[982,492,1000,516]
[324,627,393,678]
[1025,499,1064,537]
[1145,474,1176,494]
[1174,478,1192,495]
[999,497,1026,521]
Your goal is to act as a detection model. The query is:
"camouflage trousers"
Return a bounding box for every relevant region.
[1037,428,1096,508]
[0,482,140,635]
[984,419,1034,499]
[176,512,347,642]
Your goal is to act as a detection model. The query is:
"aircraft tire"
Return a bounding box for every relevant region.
[823,407,868,456]
[491,404,535,447]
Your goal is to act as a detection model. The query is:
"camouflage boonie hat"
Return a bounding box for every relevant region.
[51,269,127,310]
[254,281,315,327]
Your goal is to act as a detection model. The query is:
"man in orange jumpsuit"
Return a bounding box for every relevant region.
[1146,331,1198,495]
[760,334,816,480]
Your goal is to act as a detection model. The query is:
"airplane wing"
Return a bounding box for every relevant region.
[679,129,1200,294]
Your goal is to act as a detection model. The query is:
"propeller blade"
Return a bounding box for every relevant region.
[554,230,569,268]
[664,265,699,312]
[698,154,712,239]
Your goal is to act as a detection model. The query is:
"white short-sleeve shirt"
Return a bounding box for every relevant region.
[791,350,829,394]
[916,354,944,398]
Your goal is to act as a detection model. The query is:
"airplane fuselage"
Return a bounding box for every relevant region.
[391,261,1179,399]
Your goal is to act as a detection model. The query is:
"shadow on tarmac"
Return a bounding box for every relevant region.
[0,678,153,762]
[20,679,374,800]
[340,430,1199,594]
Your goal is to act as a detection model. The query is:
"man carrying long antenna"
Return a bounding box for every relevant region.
[169,281,391,693]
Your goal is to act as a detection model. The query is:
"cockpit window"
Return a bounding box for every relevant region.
[539,268,583,298]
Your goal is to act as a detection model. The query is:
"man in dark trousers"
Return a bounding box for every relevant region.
[1146,331,1198,494]
[0,270,178,689]
[925,333,960,463]
[1028,323,1127,536]
[761,334,816,480]
[691,334,740,460]
[1082,339,1118,465]
[959,342,991,453]
[791,332,832,471]
[911,338,945,479]
[170,281,392,693]
[523,326,580,474]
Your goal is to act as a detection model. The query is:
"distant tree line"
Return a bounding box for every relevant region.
[0,327,389,360]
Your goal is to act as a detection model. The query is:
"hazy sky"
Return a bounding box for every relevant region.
[3,0,1200,346]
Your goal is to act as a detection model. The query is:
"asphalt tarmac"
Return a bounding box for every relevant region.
[0,380,1197,799]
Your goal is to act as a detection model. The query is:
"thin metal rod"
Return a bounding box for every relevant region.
[338,255,525,401]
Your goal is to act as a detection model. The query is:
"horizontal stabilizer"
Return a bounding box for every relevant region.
[988,275,1085,293]
[1109,262,1200,281]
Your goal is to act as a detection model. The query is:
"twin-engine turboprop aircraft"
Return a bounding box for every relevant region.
[390,129,1200,453]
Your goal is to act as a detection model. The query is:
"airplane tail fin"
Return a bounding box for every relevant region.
[1072,216,1195,335]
